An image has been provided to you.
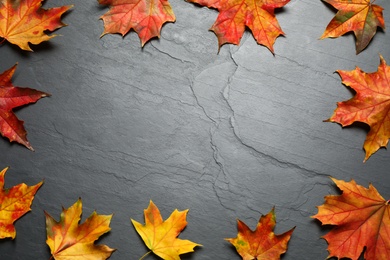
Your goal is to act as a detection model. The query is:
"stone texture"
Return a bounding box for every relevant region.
[1,0,389,259]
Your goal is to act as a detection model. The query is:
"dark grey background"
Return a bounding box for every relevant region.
[1,0,390,259]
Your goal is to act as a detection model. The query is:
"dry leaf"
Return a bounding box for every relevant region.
[0,0,72,51]
[0,64,49,150]
[131,200,201,260]
[186,0,289,52]
[326,55,390,161]
[99,0,175,46]
[320,0,385,54]
[0,167,42,239]
[45,198,115,260]
[313,177,390,260]
[226,207,294,260]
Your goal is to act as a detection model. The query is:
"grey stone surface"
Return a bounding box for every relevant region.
[1,0,390,259]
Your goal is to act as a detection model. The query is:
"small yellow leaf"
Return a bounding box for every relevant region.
[131,200,201,260]
[0,167,42,239]
[45,198,115,260]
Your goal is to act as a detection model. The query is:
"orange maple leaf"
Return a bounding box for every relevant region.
[186,0,289,52]
[45,198,115,260]
[99,0,176,47]
[326,55,390,162]
[131,200,201,260]
[226,207,294,260]
[0,0,72,51]
[313,177,390,260]
[320,0,385,54]
[0,64,49,150]
[0,167,42,239]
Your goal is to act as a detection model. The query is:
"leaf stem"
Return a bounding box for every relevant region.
[0,38,5,45]
[139,251,152,260]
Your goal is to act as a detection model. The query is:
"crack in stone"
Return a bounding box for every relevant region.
[150,42,194,64]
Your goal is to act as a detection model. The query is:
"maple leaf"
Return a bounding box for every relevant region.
[45,198,115,260]
[0,64,49,150]
[0,167,42,239]
[131,200,201,260]
[98,0,176,47]
[0,0,72,51]
[326,55,390,162]
[186,0,289,52]
[320,0,385,54]
[226,207,295,260]
[313,177,390,260]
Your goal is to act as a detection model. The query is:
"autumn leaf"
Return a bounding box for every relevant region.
[0,0,72,51]
[0,167,42,239]
[131,200,201,260]
[312,177,390,260]
[320,0,385,54]
[186,0,289,52]
[45,198,115,260]
[0,64,49,150]
[226,207,294,260]
[99,0,176,47]
[326,55,390,162]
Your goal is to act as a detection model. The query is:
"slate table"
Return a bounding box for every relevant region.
[2,0,390,259]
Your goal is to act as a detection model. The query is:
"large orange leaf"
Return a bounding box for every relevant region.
[45,198,115,260]
[313,177,390,260]
[131,200,201,260]
[0,64,49,150]
[99,0,176,46]
[0,0,72,51]
[226,207,294,260]
[320,0,385,54]
[0,167,42,239]
[326,55,390,162]
[186,0,289,53]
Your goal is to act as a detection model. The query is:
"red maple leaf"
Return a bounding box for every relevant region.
[99,0,176,46]
[320,0,385,54]
[187,0,290,52]
[326,55,390,161]
[0,64,49,150]
[226,207,295,259]
[313,177,390,260]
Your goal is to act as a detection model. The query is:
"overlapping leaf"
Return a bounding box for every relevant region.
[131,200,201,260]
[45,198,115,260]
[320,0,385,54]
[99,0,176,46]
[187,0,289,52]
[326,55,390,161]
[0,0,72,51]
[0,167,42,239]
[313,177,390,260]
[226,208,294,260]
[0,64,49,150]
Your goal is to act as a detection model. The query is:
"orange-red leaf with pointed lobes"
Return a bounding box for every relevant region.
[326,55,390,161]
[0,64,49,150]
[186,0,289,53]
[313,178,390,260]
[0,0,72,51]
[131,200,201,260]
[99,0,175,47]
[45,198,115,260]
[226,207,294,260]
[320,0,385,54]
[0,167,43,239]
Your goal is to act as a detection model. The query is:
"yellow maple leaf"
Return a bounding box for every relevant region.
[0,0,72,51]
[0,167,42,239]
[131,200,201,260]
[45,198,115,260]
